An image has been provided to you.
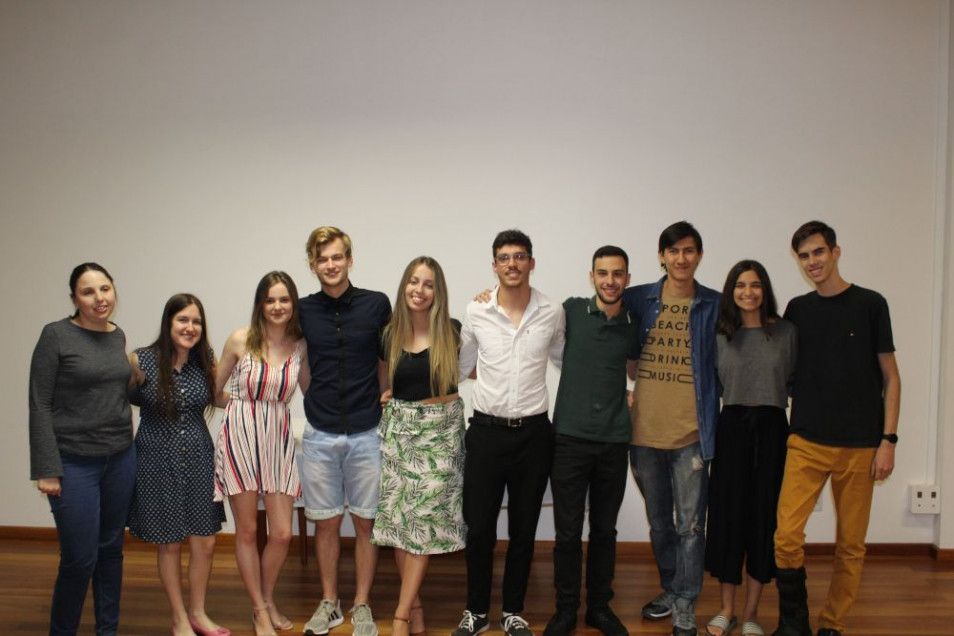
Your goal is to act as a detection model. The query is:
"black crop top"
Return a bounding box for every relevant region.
[389,319,460,401]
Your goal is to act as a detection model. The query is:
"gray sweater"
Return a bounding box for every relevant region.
[29,317,133,479]
[716,319,797,409]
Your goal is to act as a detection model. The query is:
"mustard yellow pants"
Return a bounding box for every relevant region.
[774,434,876,633]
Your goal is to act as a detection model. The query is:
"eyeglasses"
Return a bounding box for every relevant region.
[494,252,530,264]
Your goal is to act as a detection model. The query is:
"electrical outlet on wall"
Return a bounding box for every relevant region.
[910,485,941,514]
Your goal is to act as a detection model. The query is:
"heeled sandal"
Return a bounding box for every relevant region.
[252,606,278,636]
[265,601,294,631]
[409,605,425,636]
[393,615,411,636]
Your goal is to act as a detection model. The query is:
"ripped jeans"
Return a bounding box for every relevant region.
[629,443,708,603]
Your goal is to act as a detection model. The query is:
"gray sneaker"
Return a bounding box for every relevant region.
[350,603,379,636]
[671,598,696,636]
[305,599,344,636]
[641,592,675,621]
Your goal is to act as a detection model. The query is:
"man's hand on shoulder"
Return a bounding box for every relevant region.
[474,288,493,303]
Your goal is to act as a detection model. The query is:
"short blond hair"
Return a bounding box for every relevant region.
[306,226,353,271]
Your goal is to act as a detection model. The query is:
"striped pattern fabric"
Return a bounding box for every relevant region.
[213,342,303,500]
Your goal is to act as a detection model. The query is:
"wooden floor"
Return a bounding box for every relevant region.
[2,538,953,635]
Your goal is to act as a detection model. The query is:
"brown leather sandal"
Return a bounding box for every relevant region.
[393,615,411,636]
[409,605,425,636]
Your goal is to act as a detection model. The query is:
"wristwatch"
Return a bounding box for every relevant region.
[882,433,899,444]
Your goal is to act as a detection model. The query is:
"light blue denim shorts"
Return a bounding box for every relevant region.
[300,426,381,520]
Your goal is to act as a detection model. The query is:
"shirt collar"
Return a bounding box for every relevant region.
[648,275,707,307]
[317,282,355,307]
[172,347,200,374]
[486,285,548,313]
[587,295,633,323]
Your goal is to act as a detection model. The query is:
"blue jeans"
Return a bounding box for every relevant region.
[629,443,708,603]
[48,444,136,636]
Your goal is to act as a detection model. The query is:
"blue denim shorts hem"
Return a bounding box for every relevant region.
[303,505,345,521]
[347,505,378,520]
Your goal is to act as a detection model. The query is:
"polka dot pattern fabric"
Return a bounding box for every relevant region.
[128,347,225,544]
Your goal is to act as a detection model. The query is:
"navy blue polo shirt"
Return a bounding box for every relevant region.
[300,283,392,434]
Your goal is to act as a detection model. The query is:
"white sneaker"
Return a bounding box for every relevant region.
[350,603,379,636]
[305,599,344,636]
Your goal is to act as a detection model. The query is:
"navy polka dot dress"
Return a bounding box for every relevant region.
[128,347,225,544]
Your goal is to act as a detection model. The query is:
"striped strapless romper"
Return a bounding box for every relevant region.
[213,343,303,500]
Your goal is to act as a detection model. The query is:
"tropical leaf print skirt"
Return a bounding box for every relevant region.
[371,397,466,555]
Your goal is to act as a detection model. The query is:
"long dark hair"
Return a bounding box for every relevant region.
[148,294,216,418]
[246,271,303,359]
[68,262,115,318]
[717,260,779,341]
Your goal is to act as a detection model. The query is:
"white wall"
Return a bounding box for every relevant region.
[1,1,948,546]
[938,3,954,551]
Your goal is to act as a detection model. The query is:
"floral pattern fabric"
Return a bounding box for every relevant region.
[371,397,466,555]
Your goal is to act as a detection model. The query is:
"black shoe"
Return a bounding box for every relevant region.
[771,567,811,636]
[641,593,675,621]
[451,611,490,636]
[543,611,577,636]
[584,607,628,636]
[817,631,842,636]
[501,614,534,636]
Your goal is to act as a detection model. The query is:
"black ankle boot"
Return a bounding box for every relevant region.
[771,567,811,636]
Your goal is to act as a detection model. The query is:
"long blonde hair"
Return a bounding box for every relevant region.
[246,271,303,359]
[384,256,458,396]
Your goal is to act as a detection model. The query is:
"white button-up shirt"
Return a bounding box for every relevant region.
[458,286,565,418]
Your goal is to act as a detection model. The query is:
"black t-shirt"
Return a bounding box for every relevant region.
[784,284,894,447]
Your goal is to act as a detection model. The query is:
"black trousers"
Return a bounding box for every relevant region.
[705,405,788,584]
[551,435,628,612]
[463,416,554,614]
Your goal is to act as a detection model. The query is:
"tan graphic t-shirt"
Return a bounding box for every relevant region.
[631,290,699,448]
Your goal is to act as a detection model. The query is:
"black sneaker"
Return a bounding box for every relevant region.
[501,614,534,636]
[451,611,490,636]
[584,607,628,636]
[817,631,842,636]
[641,592,674,621]
[543,611,577,636]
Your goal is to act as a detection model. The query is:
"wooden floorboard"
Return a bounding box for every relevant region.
[1,538,952,635]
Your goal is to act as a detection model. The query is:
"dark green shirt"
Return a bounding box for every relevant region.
[552,296,640,443]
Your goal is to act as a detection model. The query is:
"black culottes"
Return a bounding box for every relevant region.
[704,404,788,584]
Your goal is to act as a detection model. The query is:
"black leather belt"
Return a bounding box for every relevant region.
[470,410,549,428]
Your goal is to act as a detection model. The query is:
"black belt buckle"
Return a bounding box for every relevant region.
[472,410,548,428]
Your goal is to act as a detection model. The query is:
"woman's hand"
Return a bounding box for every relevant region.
[128,352,145,388]
[37,477,61,497]
[380,389,393,406]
